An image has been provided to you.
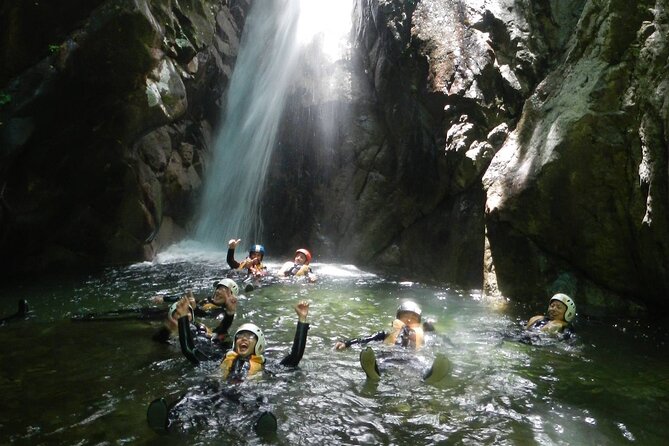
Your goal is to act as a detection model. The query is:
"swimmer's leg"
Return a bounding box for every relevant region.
[359,347,381,381]
[254,410,277,437]
[147,397,170,434]
[423,353,451,385]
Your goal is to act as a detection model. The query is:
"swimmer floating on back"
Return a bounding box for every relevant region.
[334,300,450,384]
[525,293,576,339]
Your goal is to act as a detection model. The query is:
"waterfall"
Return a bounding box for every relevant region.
[195,0,353,249]
[196,0,350,248]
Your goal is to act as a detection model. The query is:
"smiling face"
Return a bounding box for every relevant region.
[294,252,307,265]
[212,285,233,306]
[547,300,567,322]
[397,311,421,328]
[234,331,258,357]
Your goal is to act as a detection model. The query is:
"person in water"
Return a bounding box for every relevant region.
[152,279,239,349]
[279,248,317,282]
[227,239,267,279]
[147,300,310,436]
[0,299,29,325]
[334,301,449,384]
[526,293,576,335]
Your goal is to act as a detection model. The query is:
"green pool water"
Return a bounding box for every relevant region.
[0,249,667,445]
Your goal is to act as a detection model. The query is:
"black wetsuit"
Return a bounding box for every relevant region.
[178,315,309,370]
[152,311,235,356]
[154,317,309,435]
[342,324,426,349]
[518,317,574,344]
[0,300,29,325]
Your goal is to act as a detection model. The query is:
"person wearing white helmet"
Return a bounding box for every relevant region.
[279,248,317,282]
[526,293,576,334]
[152,279,240,347]
[333,301,449,384]
[148,300,311,437]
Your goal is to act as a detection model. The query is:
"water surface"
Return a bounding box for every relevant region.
[0,250,667,445]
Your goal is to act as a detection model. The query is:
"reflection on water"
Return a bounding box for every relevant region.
[0,251,668,445]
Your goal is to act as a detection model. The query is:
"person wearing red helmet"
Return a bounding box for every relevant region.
[279,248,316,281]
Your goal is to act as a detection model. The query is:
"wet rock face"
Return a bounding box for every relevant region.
[266,0,579,288]
[483,0,669,313]
[267,0,667,314]
[0,0,251,272]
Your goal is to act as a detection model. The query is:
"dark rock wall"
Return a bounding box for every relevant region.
[265,0,667,315]
[0,0,251,272]
[483,0,668,314]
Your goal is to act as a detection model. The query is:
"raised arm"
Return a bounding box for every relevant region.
[280,301,310,367]
[227,238,242,269]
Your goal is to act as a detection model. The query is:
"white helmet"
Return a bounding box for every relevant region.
[396,301,422,322]
[215,278,239,297]
[234,323,266,356]
[550,293,576,322]
[169,301,194,320]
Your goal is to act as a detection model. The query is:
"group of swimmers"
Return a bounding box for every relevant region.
[144,238,578,438]
[0,241,578,439]
[147,240,318,437]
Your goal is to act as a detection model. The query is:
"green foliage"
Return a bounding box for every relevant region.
[48,44,61,54]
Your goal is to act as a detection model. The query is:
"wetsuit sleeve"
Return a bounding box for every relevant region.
[177,316,211,365]
[227,248,240,269]
[342,331,386,348]
[280,322,310,367]
[162,295,180,303]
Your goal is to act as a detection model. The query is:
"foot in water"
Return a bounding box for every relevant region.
[147,398,170,434]
[254,411,277,437]
[359,347,381,380]
[423,353,451,385]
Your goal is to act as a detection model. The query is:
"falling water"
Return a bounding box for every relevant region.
[195,0,353,248]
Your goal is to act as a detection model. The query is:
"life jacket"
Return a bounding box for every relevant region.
[238,258,266,275]
[384,319,424,349]
[286,263,310,277]
[199,301,222,313]
[221,351,265,380]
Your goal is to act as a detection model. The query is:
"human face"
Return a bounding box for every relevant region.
[294,252,307,265]
[212,285,233,306]
[547,300,567,322]
[249,251,262,262]
[397,311,420,327]
[235,331,258,357]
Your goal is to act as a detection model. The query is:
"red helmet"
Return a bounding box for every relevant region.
[295,248,312,264]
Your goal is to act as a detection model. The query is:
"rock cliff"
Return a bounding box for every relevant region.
[2,0,667,316]
[0,0,251,270]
